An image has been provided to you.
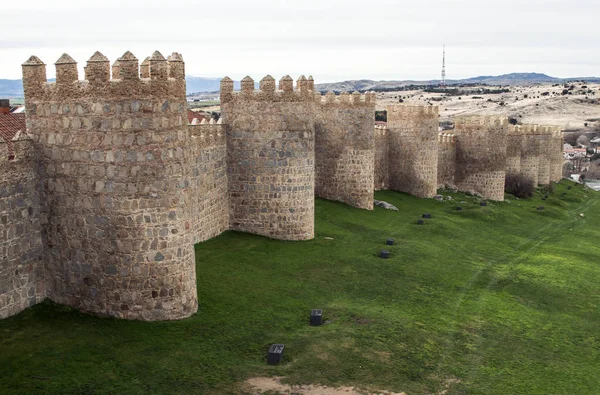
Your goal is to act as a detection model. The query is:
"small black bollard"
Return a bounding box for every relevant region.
[456,206,463,211]
[423,213,431,219]
[268,344,285,364]
[537,206,545,211]
[417,219,424,225]
[480,201,487,207]
[386,238,394,246]
[310,309,323,326]
[568,186,572,190]
[380,250,389,259]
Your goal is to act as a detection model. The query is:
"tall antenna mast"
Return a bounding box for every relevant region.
[441,44,446,88]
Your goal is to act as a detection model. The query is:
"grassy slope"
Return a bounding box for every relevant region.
[0,181,598,394]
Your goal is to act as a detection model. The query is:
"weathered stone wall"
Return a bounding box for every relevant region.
[506,126,522,176]
[550,128,564,182]
[537,129,552,186]
[454,116,508,201]
[386,105,439,198]
[314,91,376,210]
[220,76,315,240]
[374,125,389,191]
[0,136,45,319]
[437,132,456,187]
[507,124,562,185]
[187,123,229,243]
[22,51,198,321]
[520,125,541,185]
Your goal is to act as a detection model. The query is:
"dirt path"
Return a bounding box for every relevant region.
[243,377,406,395]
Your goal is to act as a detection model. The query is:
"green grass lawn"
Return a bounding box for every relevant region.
[1,181,599,394]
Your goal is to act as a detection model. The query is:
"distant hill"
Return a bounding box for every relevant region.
[2,73,599,97]
[186,76,221,94]
[315,73,600,93]
[0,79,25,97]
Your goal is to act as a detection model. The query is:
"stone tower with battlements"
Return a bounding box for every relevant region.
[506,124,562,186]
[385,105,439,198]
[314,90,376,210]
[2,50,568,322]
[453,116,509,201]
[220,74,317,240]
[21,51,198,320]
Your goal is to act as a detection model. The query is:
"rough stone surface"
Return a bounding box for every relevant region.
[314,93,375,210]
[220,79,316,240]
[374,125,389,190]
[20,52,198,321]
[188,124,229,243]
[507,124,562,188]
[454,116,509,201]
[0,137,45,319]
[385,105,439,198]
[373,200,398,211]
[437,132,456,187]
[3,51,566,321]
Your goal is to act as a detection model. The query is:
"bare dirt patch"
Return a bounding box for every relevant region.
[244,377,406,395]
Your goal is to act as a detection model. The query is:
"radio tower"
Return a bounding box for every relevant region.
[441,44,446,88]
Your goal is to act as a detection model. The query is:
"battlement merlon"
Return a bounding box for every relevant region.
[315,91,376,107]
[220,74,319,104]
[0,133,34,164]
[438,132,456,143]
[386,104,439,117]
[510,124,561,136]
[453,116,509,129]
[188,120,225,147]
[21,51,187,100]
[21,56,47,102]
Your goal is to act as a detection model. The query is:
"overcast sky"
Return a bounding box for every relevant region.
[2,0,599,83]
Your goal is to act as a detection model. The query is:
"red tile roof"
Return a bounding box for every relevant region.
[0,113,26,157]
[0,113,26,143]
[187,110,206,125]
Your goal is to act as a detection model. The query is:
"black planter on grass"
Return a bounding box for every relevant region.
[268,344,285,364]
[310,309,323,326]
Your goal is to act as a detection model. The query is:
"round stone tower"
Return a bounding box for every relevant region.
[21,51,197,320]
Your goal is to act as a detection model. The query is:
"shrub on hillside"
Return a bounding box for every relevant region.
[505,174,535,198]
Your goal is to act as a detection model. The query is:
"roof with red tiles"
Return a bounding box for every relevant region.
[0,113,26,143]
[187,110,207,125]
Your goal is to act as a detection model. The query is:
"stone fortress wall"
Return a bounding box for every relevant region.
[314,91,376,210]
[383,106,440,198]
[507,124,563,186]
[0,49,565,321]
[437,132,456,187]
[221,75,316,240]
[453,116,509,201]
[374,125,389,190]
[0,134,45,319]
[21,51,198,321]
[187,121,229,244]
